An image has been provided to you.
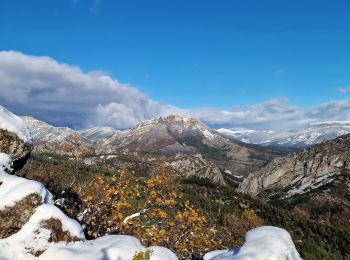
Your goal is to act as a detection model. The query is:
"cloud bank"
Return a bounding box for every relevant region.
[0,51,177,129]
[0,51,350,131]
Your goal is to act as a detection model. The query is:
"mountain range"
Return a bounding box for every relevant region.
[218,121,350,148]
[22,115,287,185]
[22,115,350,186]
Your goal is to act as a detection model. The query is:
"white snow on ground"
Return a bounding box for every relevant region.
[0,153,12,171]
[0,105,31,143]
[203,226,302,260]
[0,204,85,259]
[40,235,178,260]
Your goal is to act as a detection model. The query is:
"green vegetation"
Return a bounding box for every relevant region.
[133,250,153,260]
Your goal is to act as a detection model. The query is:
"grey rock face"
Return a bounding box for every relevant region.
[238,134,350,199]
[165,154,226,184]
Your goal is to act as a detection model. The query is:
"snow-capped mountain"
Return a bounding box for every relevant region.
[217,128,288,145]
[21,115,286,182]
[108,115,283,163]
[22,116,122,146]
[22,116,79,144]
[218,121,350,148]
[114,115,223,153]
[268,121,350,148]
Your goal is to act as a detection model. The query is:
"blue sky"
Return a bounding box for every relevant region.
[0,1,350,130]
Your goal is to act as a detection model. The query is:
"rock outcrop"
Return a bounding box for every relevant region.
[0,129,31,171]
[0,193,42,238]
[166,153,225,184]
[238,134,350,199]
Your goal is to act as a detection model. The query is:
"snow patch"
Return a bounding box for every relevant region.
[203,129,216,140]
[0,153,12,171]
[204,226,301,260]
[40,235,178,260]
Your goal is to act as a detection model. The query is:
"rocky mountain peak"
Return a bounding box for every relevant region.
[134,115,205,129]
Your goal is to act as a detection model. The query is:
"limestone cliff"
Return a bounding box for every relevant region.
[238,134,350,199]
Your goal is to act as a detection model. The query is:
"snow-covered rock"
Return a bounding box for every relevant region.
[0,163,53,210]
[1,107,32,171]
[0,106,31,143]
[204,226,301,260]
[40,235,177,260]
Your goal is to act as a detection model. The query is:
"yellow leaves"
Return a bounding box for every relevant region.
[75,170,216,258]
[175,211,183,221]
[149,190,157,198]
[164,199,175,207]
[155,209,167,219]
[117,212,123,220]
[241,209,263,227]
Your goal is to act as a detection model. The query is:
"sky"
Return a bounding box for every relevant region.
[0,0,350,131]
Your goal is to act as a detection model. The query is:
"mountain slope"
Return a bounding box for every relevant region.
[78,126,123,145]
[268,121,350,148]
[22,116,78,144]
[105,115,286,178]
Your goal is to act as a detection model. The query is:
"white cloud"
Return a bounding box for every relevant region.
[338,86,350,94]
[1,51,350,131]
[0,51,176,129]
